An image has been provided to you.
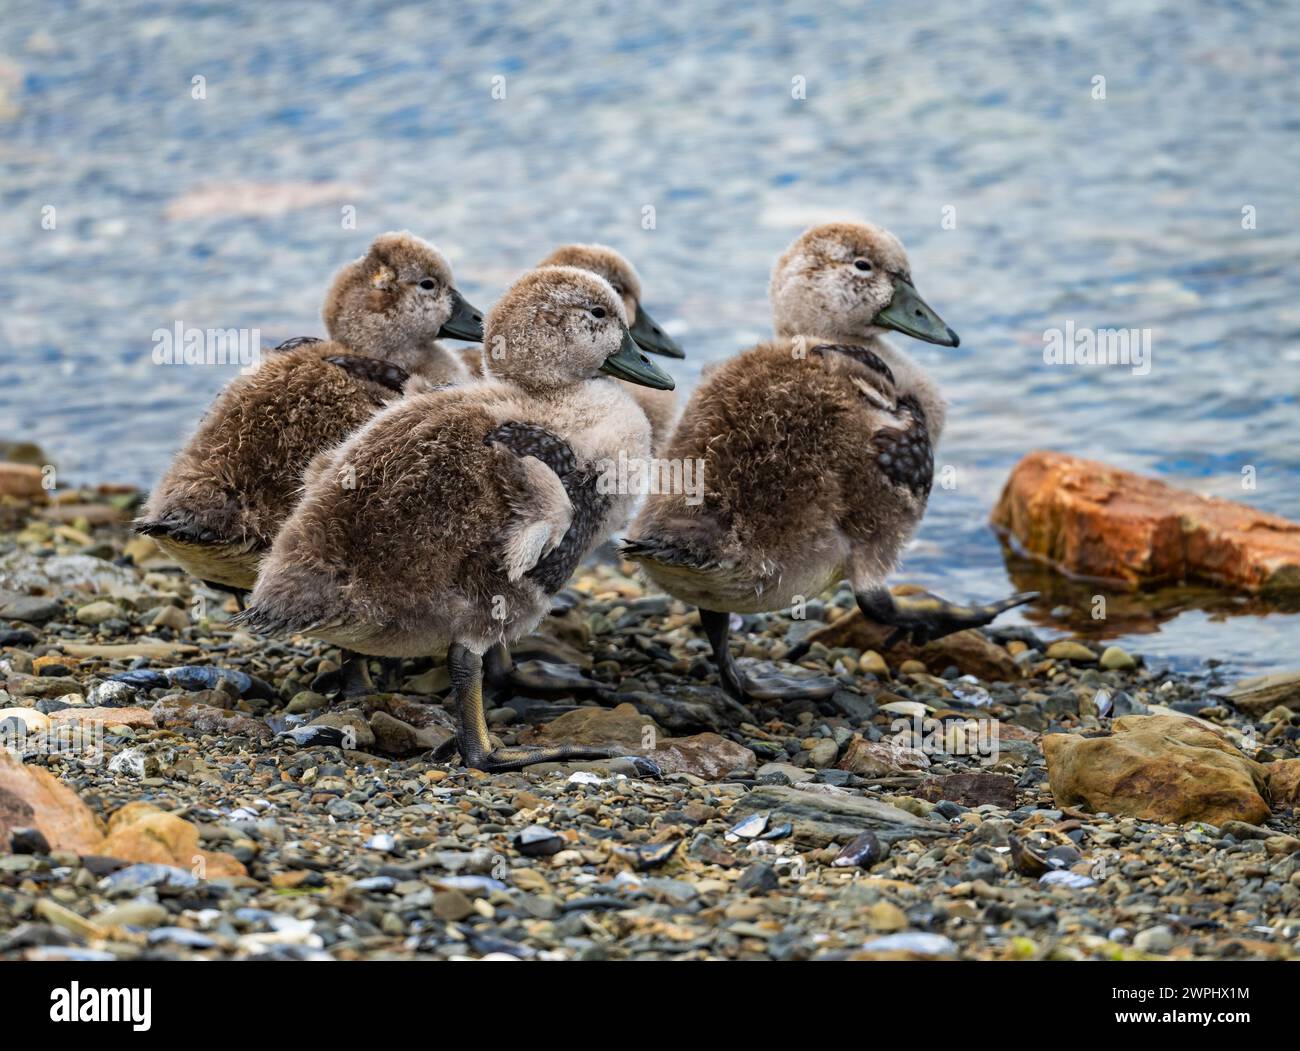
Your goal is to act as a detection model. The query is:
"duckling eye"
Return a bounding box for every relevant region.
[418,279,437,291]
[853,259,872,273]
[589,306,607,319]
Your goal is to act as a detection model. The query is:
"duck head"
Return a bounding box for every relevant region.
[483,266,676,395]
[536,243,684,359]
[770,222,959,347]
[324,231,485,367]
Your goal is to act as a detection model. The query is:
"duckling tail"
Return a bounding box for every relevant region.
[619,536,715,570]
[135,514,225,546]
[229,603,290,637]
[231,558,352,641]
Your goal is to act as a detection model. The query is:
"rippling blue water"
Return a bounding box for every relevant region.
[2,0,1297,672]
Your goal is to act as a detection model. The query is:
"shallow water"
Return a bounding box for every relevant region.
[2,1,1297,674]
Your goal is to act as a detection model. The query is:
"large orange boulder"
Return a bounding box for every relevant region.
[992,451,1300,594]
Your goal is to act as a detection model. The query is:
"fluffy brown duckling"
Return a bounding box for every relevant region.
[137,232,483,693]
[236,265,675,772]
[138,231,482,589]
[625,221,1033,702]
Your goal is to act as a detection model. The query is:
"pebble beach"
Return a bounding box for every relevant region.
[3,485,1298,962]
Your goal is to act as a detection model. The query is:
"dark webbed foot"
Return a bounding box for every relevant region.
[450,645,658,774]
[699,609,839,703]
[855,586,1038,648]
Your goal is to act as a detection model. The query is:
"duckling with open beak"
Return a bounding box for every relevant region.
[625,221,1034,703]
[237,266,674,772]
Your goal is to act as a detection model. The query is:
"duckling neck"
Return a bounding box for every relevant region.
[352,332,471,384]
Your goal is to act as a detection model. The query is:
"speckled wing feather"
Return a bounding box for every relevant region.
[484,422,606,593]
[870,393,934,499]
[485,421,578,476]
[135,513,225,544]
[813,344,932,500]
[528,467,602,592]
[324,355,410,395]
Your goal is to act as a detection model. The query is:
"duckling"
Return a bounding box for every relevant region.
[137,231,482,594]
[461,244,684,451]
[625,221,1034,702]
[537,245,684,452]
[137,232,483,694]
[236,266,675,772]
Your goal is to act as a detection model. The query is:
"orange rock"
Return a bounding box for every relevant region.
[992,450,1300,594]
[1043,714,1272,826]
[649,733,756,780]
[0,463,44,499]
[1264,760,1300,807]
[99,801,245,878]
[837,736,931,777]
[32,654,77,674]
[0,749,105,853]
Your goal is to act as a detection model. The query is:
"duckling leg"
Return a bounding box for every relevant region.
[482,642,600,696]
[448,644,660,775]
[311,650,376,698]
[376,657,404,691]
[854,586,1038,647]
[699,608,839,703]
[200,580,246,613]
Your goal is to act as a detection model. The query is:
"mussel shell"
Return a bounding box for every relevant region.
[514,824,565,857]
[434,875,508,895]
[147,927,217,949]
[832,830,884,868]
[615,839,681,871]
[1009,834,1051,877]
[277,725,346,747]
[110,665,274,699]
[725,812,768,841]
[350,876,398,893]
[100,863,200,895]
